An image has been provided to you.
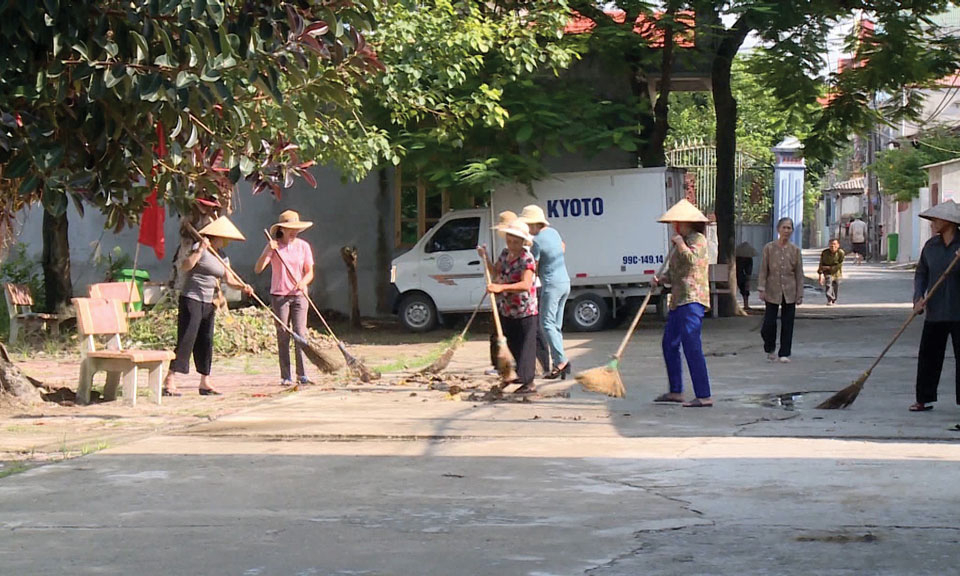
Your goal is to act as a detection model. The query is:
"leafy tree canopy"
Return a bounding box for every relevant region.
[872,130,960,202]
[0,0,383,230]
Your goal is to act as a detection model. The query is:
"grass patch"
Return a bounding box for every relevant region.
[0,462,29,479]
[80,441,109,456]
[371,336,457,373]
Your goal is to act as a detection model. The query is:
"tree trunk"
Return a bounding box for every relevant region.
[341,246,362,329]
[375,168,393,315]
[0,344,42,405]
[640,7,677,168]
[41,209,72,314]
[711,20,751,317]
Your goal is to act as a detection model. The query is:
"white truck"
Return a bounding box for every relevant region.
[391,167,687,332]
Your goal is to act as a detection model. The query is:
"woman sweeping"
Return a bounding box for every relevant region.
[480,219,539,394]
[255,210,316,387]
[520,205,571,380]
[758,217,804,363]
[653,199,713,407]
[163,216,252,396]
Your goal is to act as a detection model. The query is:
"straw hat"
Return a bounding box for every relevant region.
[492,210,518,237]
[518,205,549,227]
[502,219,533,244]
[658,199,709,223]
[269,210,313,237]
[920,200,960,225]
[199,216,246,241]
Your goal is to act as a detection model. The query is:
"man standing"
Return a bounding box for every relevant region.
[848,215,868,265]
[817,238,844,305]
[910,201,960,412]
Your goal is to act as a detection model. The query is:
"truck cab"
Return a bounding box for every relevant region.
[392,209,492,332]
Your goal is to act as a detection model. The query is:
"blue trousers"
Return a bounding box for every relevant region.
[662,303,711,399]
[540,281,570,366]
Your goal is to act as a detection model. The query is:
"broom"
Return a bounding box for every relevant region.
[263,230,380,383]
[482,253,517,383]
[185,223,340,374]
[817,245,960,409]
[576,251,673,398]
[420,291,488,374]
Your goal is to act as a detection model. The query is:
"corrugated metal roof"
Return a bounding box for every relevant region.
[823,177,865,193]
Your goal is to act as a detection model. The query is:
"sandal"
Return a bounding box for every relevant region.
[909,403,933,412]
[513,383,537,394]
[682,398,713,408]
[161,388,182,397]
[653,393,684,403]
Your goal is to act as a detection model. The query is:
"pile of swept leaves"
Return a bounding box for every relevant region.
[127,304,336,357]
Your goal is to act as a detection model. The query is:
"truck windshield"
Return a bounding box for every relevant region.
[425,217,480,253]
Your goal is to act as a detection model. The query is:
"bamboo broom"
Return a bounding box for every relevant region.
[185,223,340,374]
[263,230,379,382]
[420,291,488,374]
[575,250,673,398]
[817,245,960,409]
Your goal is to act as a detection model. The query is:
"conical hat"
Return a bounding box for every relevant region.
[658,199,708,223]
[920,200,960,225]
[199,216,246,241]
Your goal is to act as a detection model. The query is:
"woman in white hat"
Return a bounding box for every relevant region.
[910,200,960,412]
[758,217,804,363]
[479,219,540,393]
[519,204,571,379]
[164,216,253,396]
[653,199,713,407]
[483,212,551,377]
[255,210,316,387]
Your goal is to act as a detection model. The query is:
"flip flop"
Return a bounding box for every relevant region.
[909,403,933,412]
[682,398,713,408]
[653,393,684,403]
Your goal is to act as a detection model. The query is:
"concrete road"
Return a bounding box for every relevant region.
[3,257,960,575]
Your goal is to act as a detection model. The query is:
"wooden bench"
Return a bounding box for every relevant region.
[88,282,146,319]
[4,283,65,344]
[72,297,175,406]
[709,264,732,318]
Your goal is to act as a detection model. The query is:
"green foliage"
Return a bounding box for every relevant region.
[0,243,44,337]
[95,247,133,282]
[127,304,334,358]
[367,0,633,194]
[872,131,960,202]
[0,0,383,228]
[668,56,821,163]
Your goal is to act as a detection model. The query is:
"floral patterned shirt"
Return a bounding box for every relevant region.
[666,231,710,310]
[496,248,538,318]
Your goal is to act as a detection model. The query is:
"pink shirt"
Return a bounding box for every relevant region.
[269,238,314,296]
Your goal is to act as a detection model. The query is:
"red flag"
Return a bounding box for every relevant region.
[138,189,165,260]
[138,122,166,260]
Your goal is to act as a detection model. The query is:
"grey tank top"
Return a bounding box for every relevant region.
[182,246,227,303]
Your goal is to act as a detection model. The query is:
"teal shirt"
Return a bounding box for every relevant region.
[531,227,570,285]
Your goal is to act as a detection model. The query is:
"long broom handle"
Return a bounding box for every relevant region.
[458,291,488,340]
[184,223,302,342]
[864,245,960,375]
[481,256,507,340]
[263,229,340,341]
[613,248,675,360]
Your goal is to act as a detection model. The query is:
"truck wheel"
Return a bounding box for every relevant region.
[399,293,438,332]
[567,294,609,332]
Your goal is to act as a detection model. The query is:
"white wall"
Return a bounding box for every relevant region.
[13,165,397,317]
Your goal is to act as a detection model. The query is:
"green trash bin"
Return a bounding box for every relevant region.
[116,269,150,311]
[887,233,899,263]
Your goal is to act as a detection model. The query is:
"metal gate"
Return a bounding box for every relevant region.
[665,139,773,225]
